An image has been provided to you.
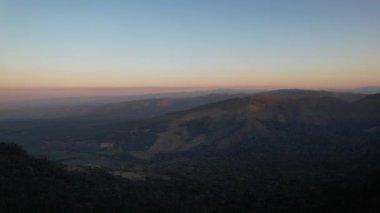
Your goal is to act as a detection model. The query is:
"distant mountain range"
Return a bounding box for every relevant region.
[344,86,380,94]
[81,93,250,120]
[0,90,255,120]
[0,88,368,120]
[0,89,378,164]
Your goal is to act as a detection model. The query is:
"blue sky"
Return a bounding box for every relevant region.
[1,0,379,88]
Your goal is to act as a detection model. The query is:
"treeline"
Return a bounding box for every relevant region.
[0,142,379,213]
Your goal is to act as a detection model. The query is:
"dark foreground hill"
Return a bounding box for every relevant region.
[1,142,380,213]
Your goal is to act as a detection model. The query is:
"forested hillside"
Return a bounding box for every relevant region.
[1,143,380,213]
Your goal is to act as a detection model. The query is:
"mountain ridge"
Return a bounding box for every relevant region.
[128,93,378,160]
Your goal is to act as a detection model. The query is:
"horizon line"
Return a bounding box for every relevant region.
[0,85,379,90]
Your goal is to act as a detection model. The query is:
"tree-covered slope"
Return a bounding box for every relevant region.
[1,142,380,213]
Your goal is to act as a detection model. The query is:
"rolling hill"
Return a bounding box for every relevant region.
[126,93,379,160]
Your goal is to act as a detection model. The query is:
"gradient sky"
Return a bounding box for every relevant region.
[1,0,379,89]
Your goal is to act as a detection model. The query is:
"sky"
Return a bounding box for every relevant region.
[1,0,380,90]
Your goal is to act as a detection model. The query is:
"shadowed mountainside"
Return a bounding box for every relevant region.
[128,93,379,159]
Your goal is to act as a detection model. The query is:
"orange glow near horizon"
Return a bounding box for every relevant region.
[1,67,379,90]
